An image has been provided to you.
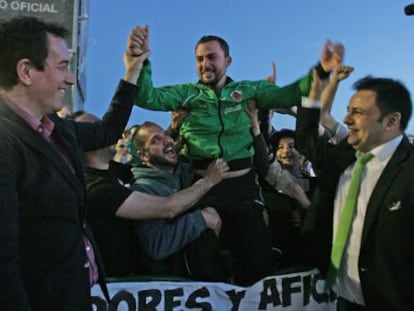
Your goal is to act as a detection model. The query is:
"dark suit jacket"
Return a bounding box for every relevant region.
[0,80,137,311]
[296,106,414,311]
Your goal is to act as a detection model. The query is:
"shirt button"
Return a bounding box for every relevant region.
[86,246,91,251]
[360,267,367,272]
[84,261,90,268]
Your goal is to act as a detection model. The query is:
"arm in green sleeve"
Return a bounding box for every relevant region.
[135,61,189,111]
[255,69,313,110]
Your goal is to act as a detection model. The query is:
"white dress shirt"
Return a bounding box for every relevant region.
[333,135,403,304]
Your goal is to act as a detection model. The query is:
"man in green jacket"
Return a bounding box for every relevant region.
[127,26,344,285]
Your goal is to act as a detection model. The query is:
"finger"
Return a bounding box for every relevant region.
[324,39,333,50]
[130,31,146,42]
[135,49,151,60]
[271,61,276,83]
[247,99,257,110]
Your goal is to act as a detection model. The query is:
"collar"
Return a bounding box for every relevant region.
[1,93,55,139]
[356,135,403,164]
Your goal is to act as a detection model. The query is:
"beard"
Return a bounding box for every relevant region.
[201,76,219,87]
[147,152,178,169]
[200,68,225,87]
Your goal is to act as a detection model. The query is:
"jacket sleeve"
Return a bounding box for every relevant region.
[295,104,322,162]
[134,61,189,111]
[264,160,294,193]
[0,135,31,311]
[255,69,313,110]
[295,104,344,172]
[134,211,207,260]
[252,133,270,177]
[74,79,138,152]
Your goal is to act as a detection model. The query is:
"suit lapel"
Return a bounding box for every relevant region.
[50,116,85,184]
[361,137,411,243]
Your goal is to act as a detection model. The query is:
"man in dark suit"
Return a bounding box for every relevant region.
[296,72,414,310]
[0,17,148,310]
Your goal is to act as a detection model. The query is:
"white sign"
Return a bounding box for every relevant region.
[91,268,337,311]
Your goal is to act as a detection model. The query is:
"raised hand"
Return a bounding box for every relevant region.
[170,109,189,132]
[128,25,149,57]
[320,39,345,73]
[331,65,354,83]
[123,25,151,84]
[265,61,277,84]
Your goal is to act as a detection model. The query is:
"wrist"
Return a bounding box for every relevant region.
[314,62,330,80]
[198,176,215,189]
[124,67,142,84]
[301,96,321,109]
[252,128,261,136]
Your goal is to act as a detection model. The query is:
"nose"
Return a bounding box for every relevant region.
[343,112,352,125]
[65,69,75,86]
[200,57,211,69]
[164,135,175,145]
[283,144,293,152]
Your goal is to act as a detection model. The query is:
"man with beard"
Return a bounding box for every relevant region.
[130,121,225,281]
[127,26,344,285]
[75,114,229,278]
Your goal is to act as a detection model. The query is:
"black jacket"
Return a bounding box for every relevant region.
[0,80,137,311]
[296,106,414,311]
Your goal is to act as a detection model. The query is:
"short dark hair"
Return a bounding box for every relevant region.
[196,35,230,57]
[0,16,69,89]
[132,121,160,152]
[270,129,296,151]
[353,76,412,131]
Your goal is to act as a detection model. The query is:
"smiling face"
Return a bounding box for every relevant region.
[195,40,231,89]
[276,137,299,170]
[137,124,178,172]
[28,33,75,117]
[343,90,389,152]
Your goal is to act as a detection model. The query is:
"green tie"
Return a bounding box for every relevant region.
[325,152,374,290]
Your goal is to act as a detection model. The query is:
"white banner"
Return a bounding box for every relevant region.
[91,268,336,311]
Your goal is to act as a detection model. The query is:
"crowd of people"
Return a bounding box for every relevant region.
[1,15,414,311]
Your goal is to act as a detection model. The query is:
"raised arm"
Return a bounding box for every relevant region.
[320,65,353,135]
[255,39,345,111]
[77,29,150,152]
[245,100,271,177]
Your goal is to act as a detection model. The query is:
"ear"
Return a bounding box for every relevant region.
[384,112,401,132]
[137,149,148,163]
[225,55,232,69]
[16,59,34,86]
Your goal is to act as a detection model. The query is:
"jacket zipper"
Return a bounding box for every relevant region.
[217,97,224,157]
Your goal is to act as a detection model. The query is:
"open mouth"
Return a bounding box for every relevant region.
[164,146,175,156]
